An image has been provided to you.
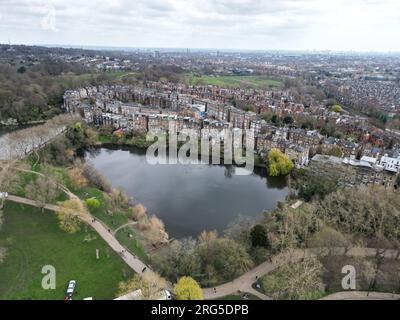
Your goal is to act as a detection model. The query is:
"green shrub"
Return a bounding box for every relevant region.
[85,197,101,209]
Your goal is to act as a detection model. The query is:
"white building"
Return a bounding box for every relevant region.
[379,154,400,173]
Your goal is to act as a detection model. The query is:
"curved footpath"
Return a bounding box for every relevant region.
[7,194,150,274]
[203,247,400,300]
[6,194,400,300]
[321,291,400,300]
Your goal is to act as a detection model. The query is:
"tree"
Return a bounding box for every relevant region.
[108,188,130,210]
[271,114,280,125]
[146,215,169,245]
[117,272,167,300]
[85,197,101,210]
[198,238,254,283]
[298,171,340,202]
[17,66,26,74]
[57,199,85,233]
[0,160,17,209]
[330,105,343,113]
[84,127,98,146]
[316,186,400,240]
[283,116,294,125]
[131,204,147,221]
[198,230,218,267]
[68,166,88,188]
[151,238,201,283]
[224,215,253,246]
[308,226,350,255]
[82,164,112,192]
[260,256,325,300]
[26,176,58,211]
[271,203,319,251]
[174,276,203,300]
[250,225,270,248]
[267,148,294,177]
[325,145,343,158]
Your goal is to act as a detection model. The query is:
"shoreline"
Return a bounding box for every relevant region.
[91,140,269,170]
[85,143,289,240]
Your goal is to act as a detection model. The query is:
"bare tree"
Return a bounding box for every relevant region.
[261,255,325,300]
[117,272,167,300]
[25,176,58,211]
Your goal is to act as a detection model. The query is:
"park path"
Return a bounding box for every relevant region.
[113,221,138,235]
[203,247,400,300]
[6,194,400,300]
[15,168,76,199]
[6,194,150,274]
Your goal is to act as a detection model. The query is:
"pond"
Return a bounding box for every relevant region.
[86,147,288,239]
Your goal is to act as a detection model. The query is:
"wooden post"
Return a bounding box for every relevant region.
[96,249,100,260]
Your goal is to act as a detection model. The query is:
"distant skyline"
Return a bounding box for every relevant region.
[1,0,400,52]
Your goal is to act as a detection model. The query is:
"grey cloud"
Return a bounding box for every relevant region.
[0,0,399,51]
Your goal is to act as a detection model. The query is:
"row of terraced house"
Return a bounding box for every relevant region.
[63,85,400,188]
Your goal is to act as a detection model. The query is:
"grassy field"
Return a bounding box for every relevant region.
[75,187,130,229]
[53,71,136,85]
[115,225,149,264]
[0,202,134,300]
[187,75,283,89]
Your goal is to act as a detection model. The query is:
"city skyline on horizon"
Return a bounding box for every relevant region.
[4,42,400,55]
[1,0,400,53]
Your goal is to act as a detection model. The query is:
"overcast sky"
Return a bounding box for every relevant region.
[1,0,399,51]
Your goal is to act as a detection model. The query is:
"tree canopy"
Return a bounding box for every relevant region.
[330,105,343,113]
[267,148,294,176]
[174,276,203,300]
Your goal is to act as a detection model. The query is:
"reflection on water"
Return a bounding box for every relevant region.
[87,147,288,239]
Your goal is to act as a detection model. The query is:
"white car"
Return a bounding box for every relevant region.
[157,289,173,300]
[0,192,8,199]
[66,280,76,298]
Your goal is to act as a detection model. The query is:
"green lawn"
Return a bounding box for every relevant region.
[75,187,129,229]
[98,134,113,144]
[115,225,149,264]
[187,75,283,89]
[53,71,135,85]
[0,202,134,300]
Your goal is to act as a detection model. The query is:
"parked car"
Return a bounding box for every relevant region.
[0,192,8,199]
[66,280,76,298]
[164,290,172,300]
[157,289,173,300]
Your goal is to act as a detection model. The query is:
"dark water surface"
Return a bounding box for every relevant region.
[87,147,288,238]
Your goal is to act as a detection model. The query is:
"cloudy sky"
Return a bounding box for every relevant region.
[0,0,399,51]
